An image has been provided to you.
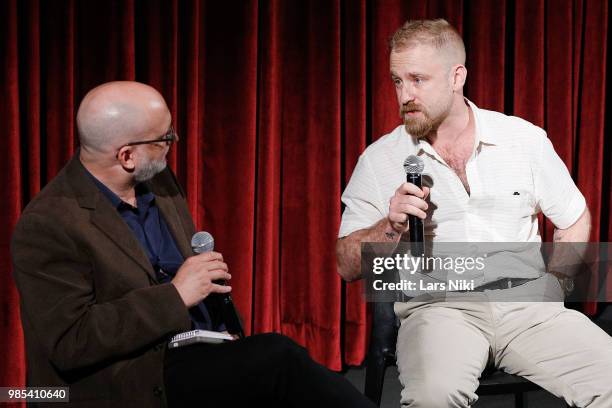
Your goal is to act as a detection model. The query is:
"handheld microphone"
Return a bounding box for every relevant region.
[403,155,425,256]
[191,231,245,338]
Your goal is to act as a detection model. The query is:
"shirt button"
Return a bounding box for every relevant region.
[153,386,163,397]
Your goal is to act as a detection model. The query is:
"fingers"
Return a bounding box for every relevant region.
[208,269,232,281]
[204,260,229,273]
[193,251,224,262]
[422,186,430,200]
[188,254,228,272]
[388,183,430,230]
[390,189,429,219]
[394,194,429,211]
[396,201,428,218]
[396,182,427,198]
[210,283,232,294]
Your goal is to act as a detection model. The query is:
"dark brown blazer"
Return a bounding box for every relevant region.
[11,154,196,407]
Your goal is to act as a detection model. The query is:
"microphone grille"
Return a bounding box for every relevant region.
[191,231,214,254]
[403,155,424,174]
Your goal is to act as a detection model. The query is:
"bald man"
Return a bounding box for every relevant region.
[11,81,375,408]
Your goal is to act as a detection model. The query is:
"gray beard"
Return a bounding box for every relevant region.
[134,158,167,182]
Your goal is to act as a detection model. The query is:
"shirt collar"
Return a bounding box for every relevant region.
[465,98,501,146]
[84,167,155,211]
[406,98,503,157]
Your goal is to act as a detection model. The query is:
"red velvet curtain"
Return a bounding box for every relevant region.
[1,0,610,398]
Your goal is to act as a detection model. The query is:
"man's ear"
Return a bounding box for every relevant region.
[451,64,467,91]
[116,146,136,171]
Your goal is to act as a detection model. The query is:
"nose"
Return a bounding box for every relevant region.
[399,82,415,106]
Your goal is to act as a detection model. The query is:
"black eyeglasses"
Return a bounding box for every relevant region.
[121,125,178,148]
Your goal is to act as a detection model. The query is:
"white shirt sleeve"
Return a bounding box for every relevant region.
[338,153,387,238]
[534,131,586,229]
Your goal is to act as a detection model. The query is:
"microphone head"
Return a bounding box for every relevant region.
[403,155,424,175]
[191,231,214,254]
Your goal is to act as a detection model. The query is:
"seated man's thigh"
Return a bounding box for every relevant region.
[499,303,612,408]
[396,304,491,408]
[164,333,302,406]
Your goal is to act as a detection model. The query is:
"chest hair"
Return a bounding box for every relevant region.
[435,145,472,195]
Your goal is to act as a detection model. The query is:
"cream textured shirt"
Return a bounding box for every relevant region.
[339,100,586,244]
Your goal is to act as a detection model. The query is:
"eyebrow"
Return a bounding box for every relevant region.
[159,126,174,138]
[390,71,430,79]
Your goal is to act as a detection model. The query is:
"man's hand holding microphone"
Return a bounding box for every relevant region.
[390,155,429,256]
[388,182,430,234]
[171,251,232,308]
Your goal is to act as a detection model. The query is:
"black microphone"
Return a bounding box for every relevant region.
[191,231,245,338]
[403,155,425,256]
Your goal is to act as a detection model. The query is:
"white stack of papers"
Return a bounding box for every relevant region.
[168,330,234,348]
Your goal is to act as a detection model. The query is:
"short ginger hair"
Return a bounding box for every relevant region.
[389,19,466,67]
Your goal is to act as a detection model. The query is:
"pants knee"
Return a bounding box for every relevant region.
[401,383,473,408]
[257,333,309,363]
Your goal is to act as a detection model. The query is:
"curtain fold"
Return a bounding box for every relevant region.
[1,0,609,395]
[0,0,27,398]
[276,0,343,368]
[254,0,283,335]
[342,0,368,367]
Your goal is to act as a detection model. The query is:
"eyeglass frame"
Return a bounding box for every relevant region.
[120,125,178,149]
[115,125,178,159]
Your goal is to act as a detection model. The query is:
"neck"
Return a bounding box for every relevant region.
[427,97,472,146]
[80,149,137,205]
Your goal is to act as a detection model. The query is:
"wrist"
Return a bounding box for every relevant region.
[547,270,575,295]
[383,220,403,241]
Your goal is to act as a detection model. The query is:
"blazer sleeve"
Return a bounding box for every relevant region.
[11,211,192,373]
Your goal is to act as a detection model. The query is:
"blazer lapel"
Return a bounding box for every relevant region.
[89,203,158,280]
[147,168,196,260]
[66,153,194,278]
[66,155,157,281]
[154,193,192,259]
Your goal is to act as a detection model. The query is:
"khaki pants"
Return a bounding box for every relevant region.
[394,277,612,407]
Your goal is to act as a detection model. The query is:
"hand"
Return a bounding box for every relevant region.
[388,183,430,234]
[221,330,240,341]
[171,251,232,308]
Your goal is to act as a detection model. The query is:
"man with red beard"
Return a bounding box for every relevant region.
[336,19,612,408]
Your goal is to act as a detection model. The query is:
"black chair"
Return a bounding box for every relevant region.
[364,301,569,408]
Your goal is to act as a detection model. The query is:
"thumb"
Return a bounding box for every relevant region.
[422,186,431,200]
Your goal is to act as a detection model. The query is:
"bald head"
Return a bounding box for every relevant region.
[76,81,171,155]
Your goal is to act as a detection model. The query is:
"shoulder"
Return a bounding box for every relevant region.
[474,106,556,180]
[19,166,79,221]
[13,156,102,252]
[360,125,418,163]
[477,106,546,146]
[11,181,85,266]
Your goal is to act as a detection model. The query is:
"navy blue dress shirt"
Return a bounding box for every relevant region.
[87,171,220,331]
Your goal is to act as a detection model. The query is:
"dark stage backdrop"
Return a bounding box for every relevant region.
[1,0,610,397]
